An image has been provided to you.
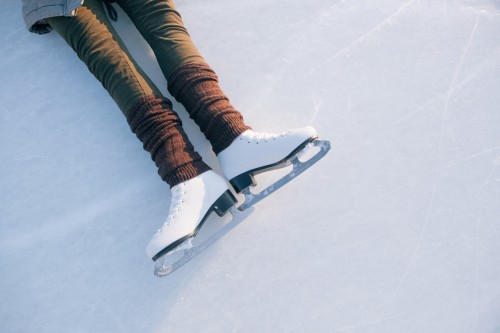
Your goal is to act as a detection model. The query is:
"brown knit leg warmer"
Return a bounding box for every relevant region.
[127,95,211,187]
[167,61,251,155]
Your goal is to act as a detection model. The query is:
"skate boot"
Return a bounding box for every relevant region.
[218,126,331,210]
[147,170,237,274]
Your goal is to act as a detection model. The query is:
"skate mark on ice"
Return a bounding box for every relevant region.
[443,14,480,119]
[334,314,405,332]
[388,13,482,302]
[308,92,324,125]
[343,87,361,144]
[386,17,479,298]
[387,177,436,313]
[439,145,500,171]
[465,163,498,333]
[333,0,419,57]
[0,185,141,251]
[306,0,419,76]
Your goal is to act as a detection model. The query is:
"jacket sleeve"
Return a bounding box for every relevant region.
[22,0,84,34]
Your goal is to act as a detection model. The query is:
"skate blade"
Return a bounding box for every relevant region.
[154,206,246,277]
[154,237,194,277]
[238,139,331,211]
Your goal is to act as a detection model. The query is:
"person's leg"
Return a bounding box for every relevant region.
[46,0,239,263]
[115,0,251,154]
[46,0,210,187]
[112,0,327,216]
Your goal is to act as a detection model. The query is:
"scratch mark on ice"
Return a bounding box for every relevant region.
[309,92,324,125]
[443,14,480,118]
[387,14,481,308]
[439,145,500,171]
[334,314,405,332]
[465,162,498,333]
[307,0,419,76]
[333,0,418,58]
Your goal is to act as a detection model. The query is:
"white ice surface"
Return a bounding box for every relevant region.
[2,0,500,332]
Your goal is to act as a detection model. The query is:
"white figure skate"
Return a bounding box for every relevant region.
[218,126,331,210]
[149,170,237,276]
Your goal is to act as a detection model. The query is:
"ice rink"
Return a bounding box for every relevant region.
[2,0,500,332]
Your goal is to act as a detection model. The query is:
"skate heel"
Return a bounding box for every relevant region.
[212,190,237,217]
[230,172,256,193]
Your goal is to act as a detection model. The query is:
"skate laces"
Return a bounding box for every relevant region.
[242,130,290,143]
[159,183,187,231]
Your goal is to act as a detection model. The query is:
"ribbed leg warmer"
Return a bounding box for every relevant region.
[167,61,251,155]
[127,95,211,187]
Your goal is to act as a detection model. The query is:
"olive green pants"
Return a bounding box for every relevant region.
[46,0,250,186]
[47,0,204,117]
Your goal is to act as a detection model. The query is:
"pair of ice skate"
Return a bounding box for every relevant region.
[148,126,330,275]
